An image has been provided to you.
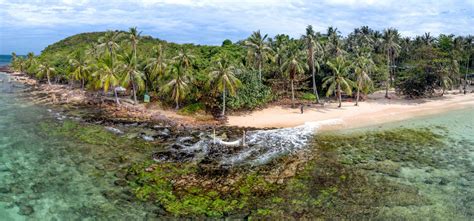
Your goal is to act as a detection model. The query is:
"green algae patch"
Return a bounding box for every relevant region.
[127,161,279,218]
[39,120,153,149]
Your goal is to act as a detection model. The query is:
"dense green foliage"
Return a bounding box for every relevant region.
[10,26,473,113]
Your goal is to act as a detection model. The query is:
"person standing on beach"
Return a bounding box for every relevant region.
[300,104,304,114]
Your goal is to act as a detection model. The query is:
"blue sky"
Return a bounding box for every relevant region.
[0,0,473,55]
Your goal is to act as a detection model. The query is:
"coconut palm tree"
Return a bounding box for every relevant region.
[93,56,121,104]
[323,56,354,108]
[326,27,345,57]
[438,66,453,96]
[302,25,324,103]
[353,54,374,106]
[209,54,242,116]
[36,62,55,85]
[98,30,121,66]
[163,64,190,109]
[69,50,90,90]
[282,42,307,108]
[120,51,144,104]
[25,52,37,76]
[382,28,401,98]
[245,30,273,82]
[145,44,167,91]
[128,27,141,63]
[173,48,194,69]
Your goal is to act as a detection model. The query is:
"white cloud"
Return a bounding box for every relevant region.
[0,0,472,54]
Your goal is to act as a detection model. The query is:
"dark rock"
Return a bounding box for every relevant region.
[439,177,450,185]
[0,187,11,193]
[18,205,34,216]
[11,186,24,194]
[125,174,136,181]
[114,179,128,187]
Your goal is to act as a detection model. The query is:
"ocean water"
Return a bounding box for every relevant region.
[0,70,473,219]
[0,55,12,66]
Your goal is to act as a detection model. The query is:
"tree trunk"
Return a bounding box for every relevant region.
[385,50,390,99]
[47,71,51,85]
[337,83,342,108]
[222,85,226,116]
[131,76,137,105]
[314,67,320,104]
[114,88,120,105]
[464,56,469,94]
[175,100,179,110]
[81,79,85,91]
[291,79,295,108]
[258,62,262,82]
[355,84,360,106]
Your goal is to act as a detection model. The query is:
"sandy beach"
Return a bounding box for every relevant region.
[227,91,474,130]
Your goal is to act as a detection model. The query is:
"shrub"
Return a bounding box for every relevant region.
[301,93,316,101]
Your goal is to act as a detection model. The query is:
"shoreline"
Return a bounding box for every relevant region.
[227,90,474,131]
[2,69,473,132]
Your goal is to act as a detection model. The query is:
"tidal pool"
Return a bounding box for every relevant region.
[0,72,473,220]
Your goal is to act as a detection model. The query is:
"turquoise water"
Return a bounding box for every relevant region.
[0,70,473,219]
[0,73,162,220]
[0,55,12,66]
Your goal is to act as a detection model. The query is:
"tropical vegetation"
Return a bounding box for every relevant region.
[9,26,473,115]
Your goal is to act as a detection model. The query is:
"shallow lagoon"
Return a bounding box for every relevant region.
[0,72,473,219]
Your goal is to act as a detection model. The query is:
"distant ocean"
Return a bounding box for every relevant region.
[0,55,12,66]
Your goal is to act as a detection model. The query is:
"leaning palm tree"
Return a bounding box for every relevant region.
[353,54,374,106]
[93,56,121,104]
[382,28,401,98]
[245,30,273,82]
[36,62,55,85]
[163,64,190,109]
[145,44,167,91]
[209,55,242,116]
[282,42,307,108]
[323,56,354,108]
[69,50,90,90]
[120,51,144,104]
[302,25,324,103]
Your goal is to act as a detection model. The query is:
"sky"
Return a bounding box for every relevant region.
[0,0,473,55]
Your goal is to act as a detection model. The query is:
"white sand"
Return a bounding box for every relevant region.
[227,91,474,130]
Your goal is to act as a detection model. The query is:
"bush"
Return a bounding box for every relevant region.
[178,102,205,115]
[227,70,273,110]
[301,93,316,101]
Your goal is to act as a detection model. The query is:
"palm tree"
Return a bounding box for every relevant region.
[302,25,324,103]
[245,30,273,82]
[438,66,453,96]
[323,56,354,108]
[173,48,194,69]
[93,56,121,104]
[120,51,144,104]
[145,45,167,91]
[36,62,55,85]
[25,52,37,76]
[163,64,190,109]
[353,54,374,106]
[209,55,242,116]
[98,30,121,66]
[326,26,345,57]
[128,27,141,63]
[69,50,90,90]
[282,42,307,108]
[382,28,401,98]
